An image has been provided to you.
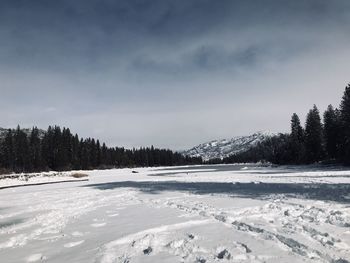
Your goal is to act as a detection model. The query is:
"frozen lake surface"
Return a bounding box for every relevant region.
[0,164,350,262]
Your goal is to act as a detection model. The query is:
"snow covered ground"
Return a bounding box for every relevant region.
[0,164,350,263]
[0,171,88,189]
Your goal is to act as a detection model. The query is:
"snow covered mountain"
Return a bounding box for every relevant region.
[183,131,275,161]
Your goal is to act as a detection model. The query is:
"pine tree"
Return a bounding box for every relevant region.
[71,134,80,169]
[149,145,155,166]
[323,105,341,159]
[2,129,15,170]
[29,127,42,171]
[291,114,304,141]
[13,125,30,172]
[89,138,96,167]
[52,126,63,169]
[80,139,89,170]
[101,143,108,166]
[41,126,54,169]
[96,140,101,167]
[61,128,73,169]
[290,113,305,163]
[304,105,324,163]
[339,84,350,164]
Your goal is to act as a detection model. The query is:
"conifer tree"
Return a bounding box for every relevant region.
[101,143,108,166]
[304,105,324,163]
[29,127,42,171]
[339,84,350,164]
[52,126,63,169]
[96,140,101,167]
[3,129,15,170]
[41,126,54,169]
[80,139,89,169]
[71,134,80,169]
[13,126,30,172]
[290,113,305,163]
[323,105,341,159]
[90,138,97,167]
[61,128,73,169]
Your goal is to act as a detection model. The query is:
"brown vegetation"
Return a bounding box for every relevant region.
[71,173,89,178]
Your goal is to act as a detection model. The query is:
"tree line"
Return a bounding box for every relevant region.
[0,126,202,173]
[224,84,350,165]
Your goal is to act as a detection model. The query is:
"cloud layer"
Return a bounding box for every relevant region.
[0,0,349,149]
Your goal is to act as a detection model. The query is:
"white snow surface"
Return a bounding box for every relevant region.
[183,131,275,161]
[0,164,350,263]
[0,171,88,189]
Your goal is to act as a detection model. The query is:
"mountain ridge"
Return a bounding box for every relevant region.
[183,131,276,161]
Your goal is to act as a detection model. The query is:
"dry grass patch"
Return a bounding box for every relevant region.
[71,173,89,178]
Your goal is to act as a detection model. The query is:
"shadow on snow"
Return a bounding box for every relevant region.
[82,181,350,203]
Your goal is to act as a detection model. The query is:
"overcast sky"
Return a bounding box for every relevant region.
[0,0,349,150]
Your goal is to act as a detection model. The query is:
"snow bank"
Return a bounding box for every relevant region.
[0,171,88,189]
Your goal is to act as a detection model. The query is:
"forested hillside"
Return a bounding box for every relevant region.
[0,126,202,173]
[224,84,350,165]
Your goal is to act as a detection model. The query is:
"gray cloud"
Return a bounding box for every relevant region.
[0,0,349,149]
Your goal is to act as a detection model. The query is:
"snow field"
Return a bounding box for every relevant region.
[0,164,349,262]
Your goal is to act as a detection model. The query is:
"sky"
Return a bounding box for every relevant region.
[0,0,349,150]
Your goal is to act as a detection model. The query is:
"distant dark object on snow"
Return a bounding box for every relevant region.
[71,173,89,178]
[132,170,139,174]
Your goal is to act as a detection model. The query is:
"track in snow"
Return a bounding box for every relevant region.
[0,164,349,263]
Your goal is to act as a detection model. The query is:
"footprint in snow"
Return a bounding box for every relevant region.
[143,246,153,255]
[64,240,85,248]
[106,208,124,214]
[217,249,231,260]
[107,213,119,217]
[187,233,195,240]
[237,242,252,253]
[196,257,206,263]
[106,207,125,212]
[71,231,83,237]
[26,253,46,262]
[91,222,107,228]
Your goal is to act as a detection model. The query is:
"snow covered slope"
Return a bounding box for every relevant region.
[183,131,275,161]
